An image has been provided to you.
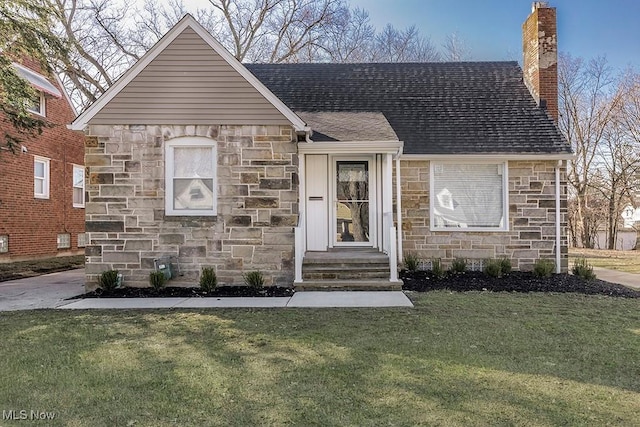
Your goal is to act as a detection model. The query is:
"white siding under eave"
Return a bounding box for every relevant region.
[89,27,291,125]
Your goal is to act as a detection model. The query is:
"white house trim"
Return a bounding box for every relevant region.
[70,14,308,132]
[298,140,403,156]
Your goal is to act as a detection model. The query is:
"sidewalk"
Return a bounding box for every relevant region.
[592,267,639,290]
[0,268,85,311]
[57,291,414,309]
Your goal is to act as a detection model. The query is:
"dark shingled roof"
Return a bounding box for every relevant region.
[245,62,571,155]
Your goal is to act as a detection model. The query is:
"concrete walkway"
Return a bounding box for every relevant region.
[592,267,639,290]
[0,268,85,311]
[0,269,413,310]
[57,291,414,309]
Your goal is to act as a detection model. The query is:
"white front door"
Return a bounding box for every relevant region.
[305,155,329,251]
[333,158,376,247]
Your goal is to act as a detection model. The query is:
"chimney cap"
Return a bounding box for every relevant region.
[532,2,549,12]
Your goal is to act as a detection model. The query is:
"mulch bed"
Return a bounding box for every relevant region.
[401,270,640,298]
[75,285,295,299]
[72,271,639,299]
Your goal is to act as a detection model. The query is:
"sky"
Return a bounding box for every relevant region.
[349,0,640,71]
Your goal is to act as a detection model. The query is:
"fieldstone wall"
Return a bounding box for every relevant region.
[84,124,298,289]
[398,160,569,272]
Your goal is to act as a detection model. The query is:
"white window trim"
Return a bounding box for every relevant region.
[57,233,71,249]
[27,91,46,117]
[165,137,217,216]
[430,160,509,232]
[72,165,85,208]
[0,235,8,253]
[34,156,50,199]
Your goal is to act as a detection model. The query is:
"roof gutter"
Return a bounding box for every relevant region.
[403,153,574,160]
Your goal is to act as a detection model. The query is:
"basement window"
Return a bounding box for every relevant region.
[0,235,8,253]
[57,233,71,249]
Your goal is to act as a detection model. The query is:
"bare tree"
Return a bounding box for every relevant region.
[592,118,640,249]
[559,54,621,248]
[441,31,470,62]
[619,70,640,248]
[372,24,439,62]
[52,0,146,109]
[317,7,375,62]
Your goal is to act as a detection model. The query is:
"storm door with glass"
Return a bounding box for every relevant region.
[335,160,372,245]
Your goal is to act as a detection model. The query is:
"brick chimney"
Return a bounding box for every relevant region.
[522,2,558,122]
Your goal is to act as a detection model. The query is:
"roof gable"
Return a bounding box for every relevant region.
[71,15,306,131]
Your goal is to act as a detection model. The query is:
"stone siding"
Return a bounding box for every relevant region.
[398,160,569,272]
[84,124,297,288]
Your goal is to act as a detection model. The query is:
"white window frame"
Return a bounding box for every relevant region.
[34,156,50,199]
[165,137,217,216]
[430,161,509,232]
[27,91,46,116]
[77,233,87,248]
[57,233,71,249]
[72,165,85,208]
[0,235,8,253]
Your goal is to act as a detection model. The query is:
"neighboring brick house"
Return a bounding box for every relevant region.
[0,59,85,261]
[71,3,572,289]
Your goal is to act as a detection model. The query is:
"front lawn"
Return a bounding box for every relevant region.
[570,247,640,274]
[1,292,639,426]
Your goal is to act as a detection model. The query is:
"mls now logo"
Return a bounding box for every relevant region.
[3,409,56,420]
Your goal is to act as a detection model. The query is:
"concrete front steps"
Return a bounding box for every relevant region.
[296,248,402,291]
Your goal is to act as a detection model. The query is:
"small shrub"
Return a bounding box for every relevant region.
[98,269,119,292]
[483,259,503,278]
[149,271,167,290]
[499,257,512,275]
[404,252,420,272]
[199,267,217,292]
[533,259,555,278]
[450,258,467,273]
[431,258,445,279]
[243,270,265,289]
[572,258,597,281]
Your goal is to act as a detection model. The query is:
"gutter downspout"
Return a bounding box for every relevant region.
[555,160,562,274]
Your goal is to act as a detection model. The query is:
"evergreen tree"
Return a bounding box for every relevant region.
[0,0,66,152]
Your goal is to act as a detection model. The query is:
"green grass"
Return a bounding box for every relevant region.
[0,255,84,282]
[570,248,640,274]
[1,292,639,426]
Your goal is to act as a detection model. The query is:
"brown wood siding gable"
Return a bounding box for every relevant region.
[90,28,291,125]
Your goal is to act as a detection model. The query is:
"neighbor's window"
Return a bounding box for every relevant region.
[27,91,45,116]
[0,235,8,253]
[72,165,85,207]
[430,162,508,231]
[57,233,71,249]
[77,233,87,248]
[165,137,217,216]
[34,156,50,199]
